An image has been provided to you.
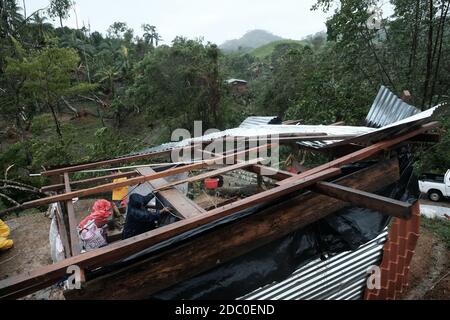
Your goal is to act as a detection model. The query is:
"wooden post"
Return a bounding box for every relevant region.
[54,203,71,259]
[64,173,80,256]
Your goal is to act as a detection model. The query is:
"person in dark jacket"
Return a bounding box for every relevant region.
[122,192,160,240]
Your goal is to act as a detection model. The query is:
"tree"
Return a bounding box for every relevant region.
[312,0,450,109]
[107,22,131,39]
[48,0,74,28]
[142,24,162,47]
[0,0,23,39]
[5,48,95,140]
[126,38,224,130]
[23,12,55,47]
[95,66,120,97]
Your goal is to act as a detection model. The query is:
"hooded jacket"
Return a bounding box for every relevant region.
[122,193,160,240]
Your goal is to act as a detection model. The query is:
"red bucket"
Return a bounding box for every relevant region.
[204,178,219,190]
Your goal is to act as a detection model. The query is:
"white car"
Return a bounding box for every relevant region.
[419,170,450,202]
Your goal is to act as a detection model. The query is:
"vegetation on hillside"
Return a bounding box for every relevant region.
[249,40,306,59]
[220,29,284,53]
[0,0,449,210]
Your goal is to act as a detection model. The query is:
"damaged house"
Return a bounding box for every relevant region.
[0,86,446,300]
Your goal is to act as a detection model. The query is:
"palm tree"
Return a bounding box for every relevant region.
[0,0,24,39]
[142,24,162,47]
[96,66,120,97]
[30,12,53,45]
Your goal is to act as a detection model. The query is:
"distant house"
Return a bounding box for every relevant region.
[225,78,249,95]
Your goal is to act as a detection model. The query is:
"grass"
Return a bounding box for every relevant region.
[421,217,450,249]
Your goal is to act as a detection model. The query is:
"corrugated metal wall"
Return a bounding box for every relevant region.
[240,229,388,300]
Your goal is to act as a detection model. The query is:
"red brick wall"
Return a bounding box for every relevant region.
[364,201,421,300]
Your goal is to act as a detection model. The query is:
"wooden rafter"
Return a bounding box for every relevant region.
[312,182,414,219]
[0,145,270,216]
[154,158,263,192]
[41,143,204,177]
[41,171,140,193]
[278,122,439,186]
[199,148,294,182]
[246,165,296,181]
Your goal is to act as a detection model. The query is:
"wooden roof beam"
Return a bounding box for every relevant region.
[1,145,270,216]
[154,158,263,192]
[41,143,205,177]
[41,171,140,193]
[312,182,414,219]
[278,122,439,186]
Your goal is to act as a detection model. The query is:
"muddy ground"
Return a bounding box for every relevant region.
[0,200,449,300]
[400,226,450,299]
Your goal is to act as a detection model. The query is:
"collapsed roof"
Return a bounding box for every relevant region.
[0,86,445,300]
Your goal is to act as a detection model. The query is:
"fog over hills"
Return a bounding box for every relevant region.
[220,30,285,53]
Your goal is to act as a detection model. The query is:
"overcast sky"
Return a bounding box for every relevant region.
[23,0,333,44]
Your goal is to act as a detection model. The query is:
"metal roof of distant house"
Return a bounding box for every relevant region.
[226,78,248,85]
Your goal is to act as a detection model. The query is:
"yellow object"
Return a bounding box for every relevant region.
[0,219,10,238]
[112,177,129,201]
[0,238,13,251]
[0,219,13,251]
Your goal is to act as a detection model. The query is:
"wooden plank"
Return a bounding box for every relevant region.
[247,165,296,181]
[1,145,270,216]
[203,197,239,211]
[230,132,329,139]
[54,203,71,259]
[199,148,294,181]
[64,173,80,256]
[278,122,439,186]
[154,158,262,192]
[64,158,400,299]
[312,182,414,219]
[225,135,357,144]
[41,171,140,193]
[41,143,207,177]
[0,165,339,299]
[136,167,205,219]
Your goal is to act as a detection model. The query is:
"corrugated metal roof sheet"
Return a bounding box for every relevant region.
[226,79,248,84]
[298,92,443,150]
[239,229,388,300]
[137,124,374,155]
[365,86,420,128]
[239,116,281,128]
[127,87,444,157]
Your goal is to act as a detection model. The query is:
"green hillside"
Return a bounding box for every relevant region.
[249,40,306,58]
